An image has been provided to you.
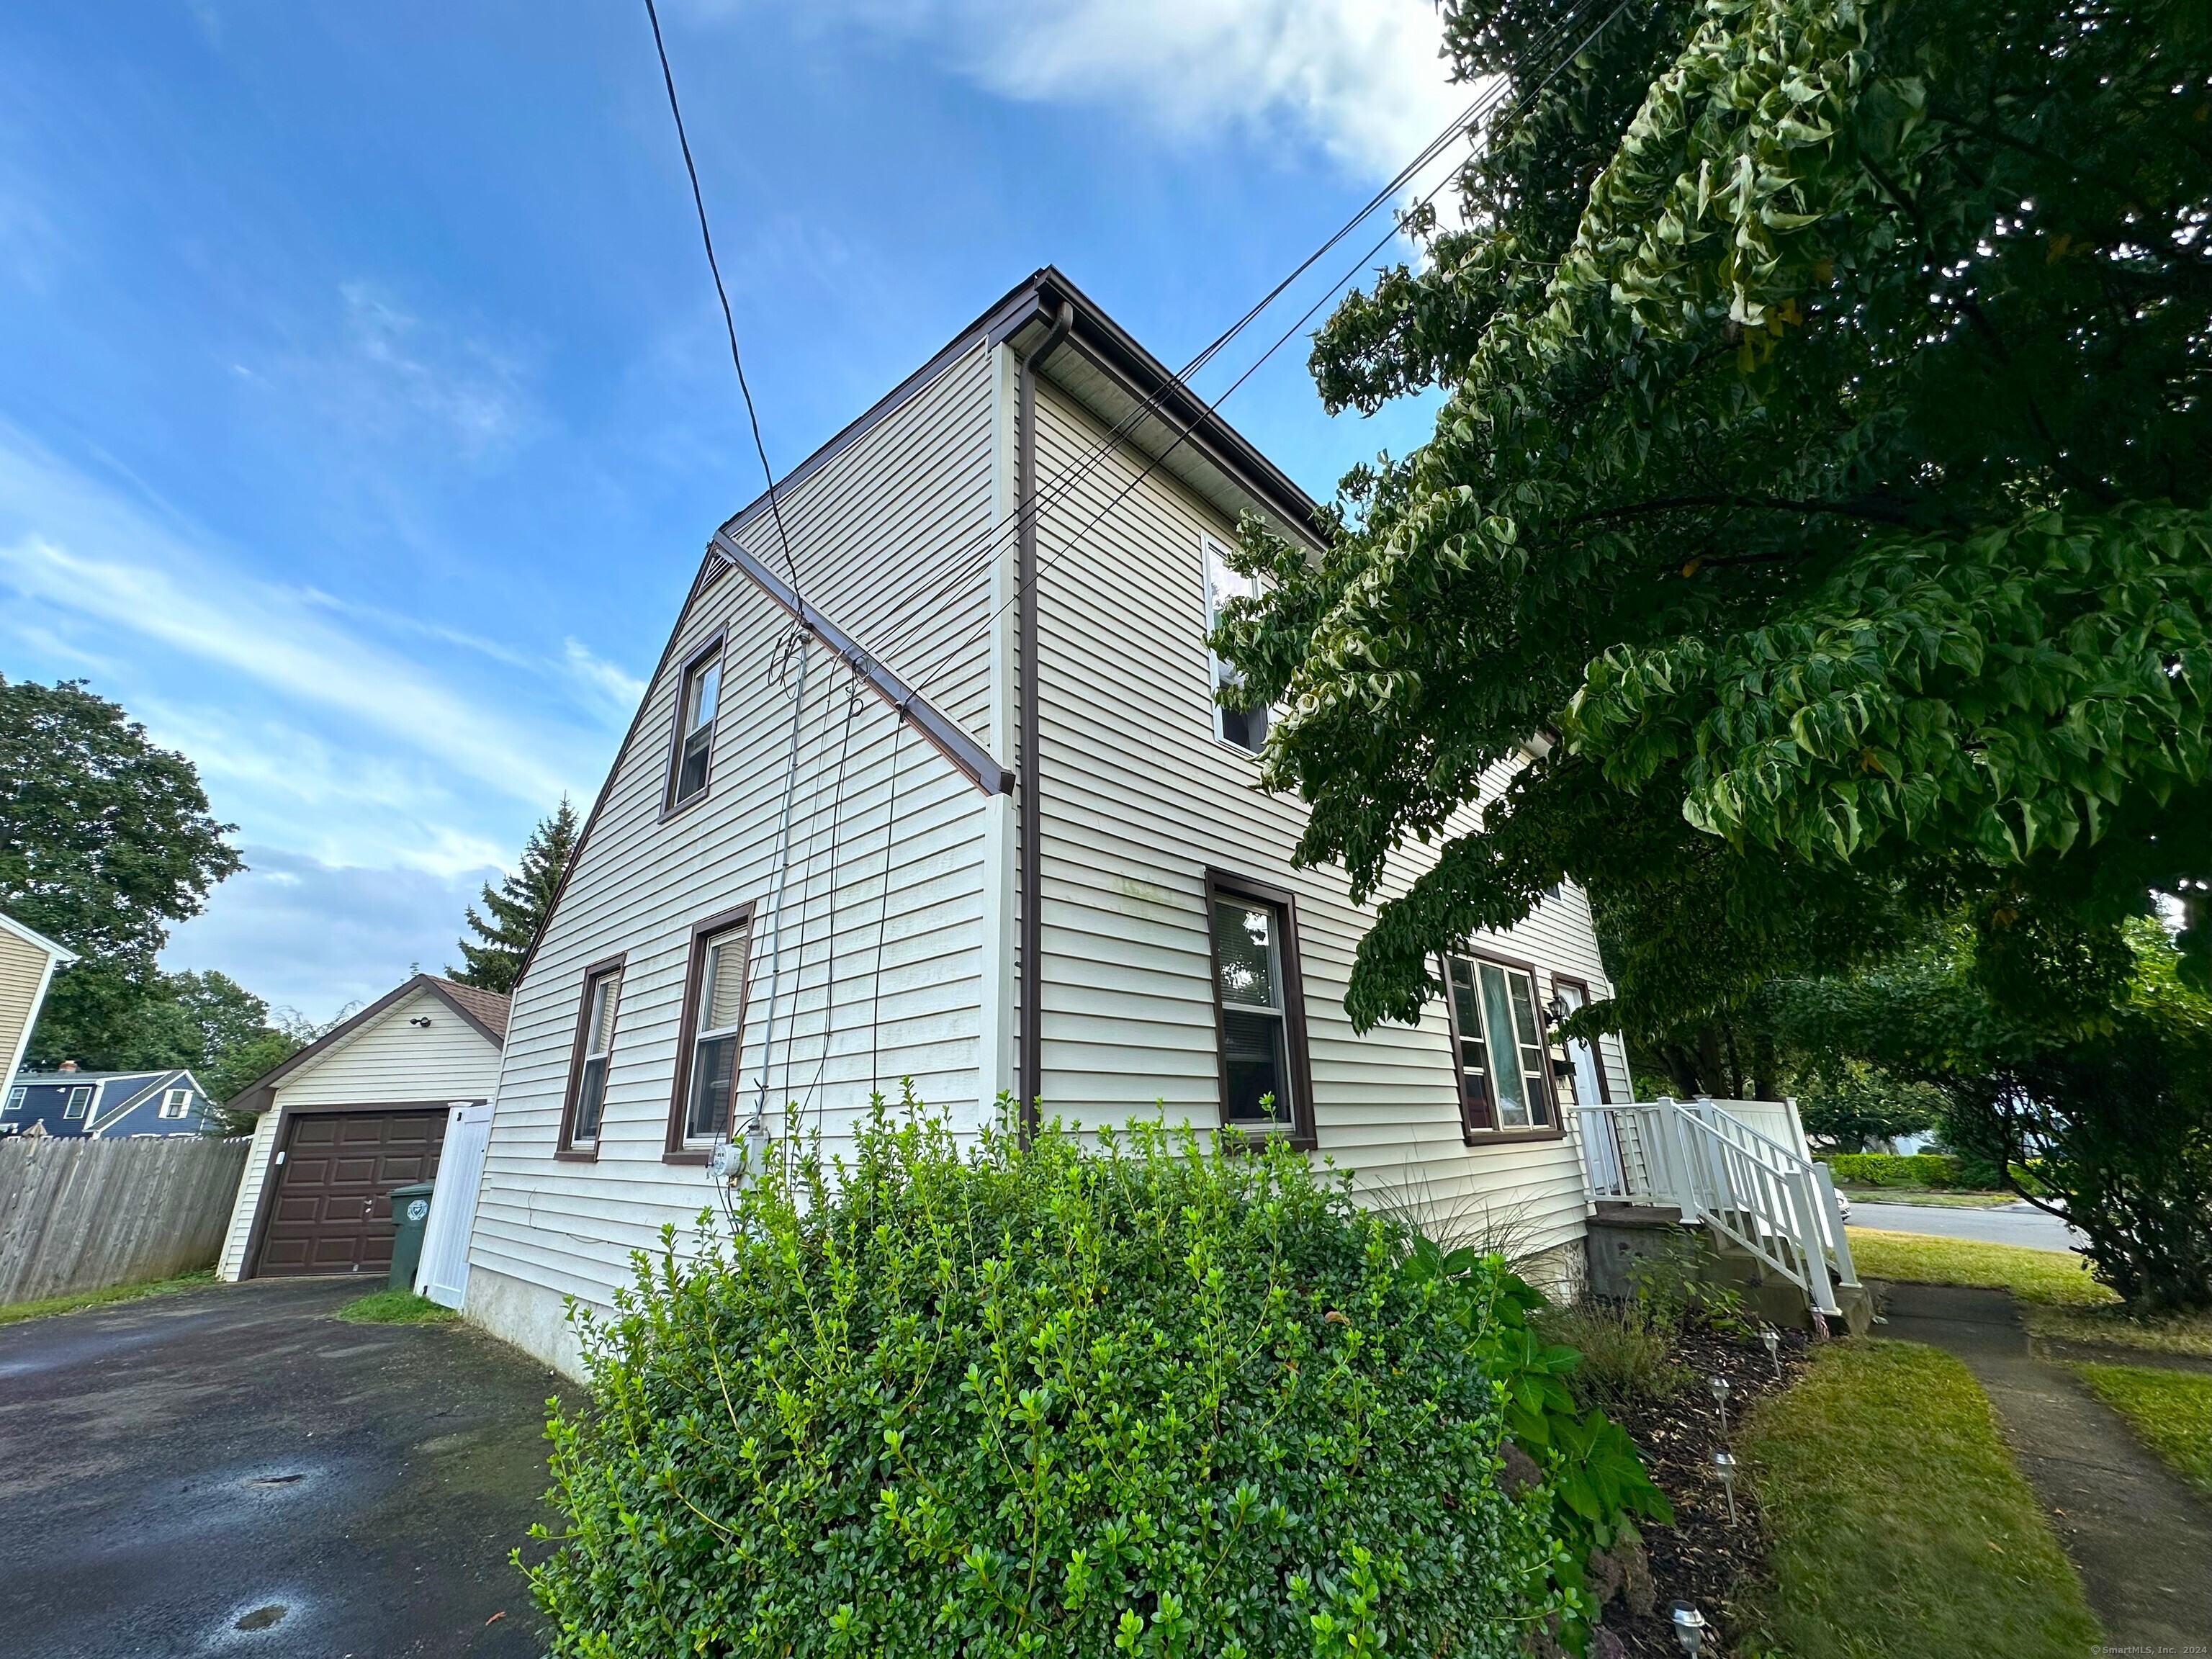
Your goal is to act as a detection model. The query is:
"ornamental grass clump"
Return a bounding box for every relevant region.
[526,1097,1564,1658]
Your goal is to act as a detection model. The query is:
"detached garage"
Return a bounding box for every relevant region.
[216,975,507,1282]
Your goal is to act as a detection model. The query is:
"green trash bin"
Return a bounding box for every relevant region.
[387,1180,436,1292]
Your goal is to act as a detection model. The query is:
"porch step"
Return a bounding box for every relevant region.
[1585,1212,1873,1337]
[1591,1200,1684,1228]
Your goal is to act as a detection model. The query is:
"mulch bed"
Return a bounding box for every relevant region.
[1593,1323,1819,1658]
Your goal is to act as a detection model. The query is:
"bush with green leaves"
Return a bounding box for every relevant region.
[1821,1153,1966,1190]
[526,1102,1645,1658]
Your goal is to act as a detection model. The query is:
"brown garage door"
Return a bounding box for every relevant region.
[255,1109,447,1277]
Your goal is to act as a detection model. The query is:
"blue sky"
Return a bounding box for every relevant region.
[0,0,1463,1022]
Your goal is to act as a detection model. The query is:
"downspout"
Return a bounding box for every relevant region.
[1017,299,1075,1144]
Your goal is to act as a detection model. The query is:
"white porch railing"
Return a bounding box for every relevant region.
[1573,1097,1858,1317]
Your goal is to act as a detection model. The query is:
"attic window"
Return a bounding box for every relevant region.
[1201,536,1268,755]
[64,1086,91,1119]
[158,1089,191,1120]
[667,642,724,811]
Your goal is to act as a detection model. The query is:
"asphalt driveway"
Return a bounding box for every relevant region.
[0,1277,573,1659]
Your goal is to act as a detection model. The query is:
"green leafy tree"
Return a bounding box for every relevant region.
[1215,0,2211,1056]
[1791,1058,1944,1154]
[2,677,246,1066]
[1774,921,2211,1308]
[451,797,576,993]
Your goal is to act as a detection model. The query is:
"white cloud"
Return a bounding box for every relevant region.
[691,0,1470,184]
[563,637,649,715]
[0,427,621,848]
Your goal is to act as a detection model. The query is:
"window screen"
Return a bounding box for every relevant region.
[685,927,749,1144]
[1212,894,1294,1129]
[568,969,621,1146]
[670,649,722,808]
[64,1086,91,1119]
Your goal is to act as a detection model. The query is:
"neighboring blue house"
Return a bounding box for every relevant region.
[1,1068,217,1138]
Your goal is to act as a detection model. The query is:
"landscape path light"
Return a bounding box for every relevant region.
[1761,1326,1781,1375]
[1708,1372,1731,1436]
[1670,1602,1709,1657]
[1712,1449,1739,1524]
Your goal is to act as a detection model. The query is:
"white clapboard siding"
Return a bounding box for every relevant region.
[466,346,1002,1367]
[1030,379,1617,1262]
[213,986,503,1281]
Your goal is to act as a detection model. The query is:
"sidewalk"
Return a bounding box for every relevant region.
[1877,1280,2212,1652]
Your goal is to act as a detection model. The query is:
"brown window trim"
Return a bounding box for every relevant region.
[665,903,756,1164]
[1202,868,1317,1152]
[659,631,727,823]
[1439,946,1561,1147]
[557,953,626,1160]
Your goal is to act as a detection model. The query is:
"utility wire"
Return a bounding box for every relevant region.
[643,0,804,603]
[901,0,1634,706]
[863,0,1613,673]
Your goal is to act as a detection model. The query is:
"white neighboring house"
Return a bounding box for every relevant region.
[0,909,75,1102]
[462,270,1630,1378]
[216,974,508,1282]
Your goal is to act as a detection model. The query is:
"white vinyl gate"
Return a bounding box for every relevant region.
[414,1101,491,1308]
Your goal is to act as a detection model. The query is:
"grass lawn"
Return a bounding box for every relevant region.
[2071,1363,2212,1499]
[0,1268,216,1327]
[336,1288,456,1324]
[1848,1228,2212,1357]
[1742,1340,2100,1659]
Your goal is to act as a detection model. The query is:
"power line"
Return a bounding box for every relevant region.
[643,0,804,603]
[861,0,1616,673]
[900,0,1635,706]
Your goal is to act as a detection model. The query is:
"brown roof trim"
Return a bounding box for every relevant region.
[511,553,727,997]
[226,975,504,1115]
[719,266,1325,551]
[709,531,1013,796]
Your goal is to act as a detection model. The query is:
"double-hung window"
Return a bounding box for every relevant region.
[4,1087,22,1114]
[1205,873,1313,1146]
[158,1089,192,1120]
[561,961,623,1155]
[63,1085,91,1120]
[1201,536,1269,754]
[667,642,724,811]
[1442,954,1555,1136]
[670,909,752,1159]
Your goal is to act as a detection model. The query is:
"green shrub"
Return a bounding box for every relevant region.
[1822,1153,1968,1189]
[1534,1300,1691,1412]
[528,1101,1586,1658]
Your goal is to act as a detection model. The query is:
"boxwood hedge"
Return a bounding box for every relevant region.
[524,1100,1579,1658]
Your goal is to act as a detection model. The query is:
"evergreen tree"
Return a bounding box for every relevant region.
[451,798,578,993]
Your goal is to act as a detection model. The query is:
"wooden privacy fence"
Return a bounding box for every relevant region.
[0,1135,249,1305]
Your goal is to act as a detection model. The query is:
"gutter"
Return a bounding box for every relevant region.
[1017,300,1076,1143]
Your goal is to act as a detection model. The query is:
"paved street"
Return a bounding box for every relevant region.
[0,1277,570,1659]
[1848,1198,2086,1251]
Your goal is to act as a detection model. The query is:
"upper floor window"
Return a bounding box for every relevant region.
[64,1085,92,1119]
[1442,954,1555,1137]
[670,909,753,1158]
[158,1089,192,1120]
[667,642,724,811]
[1205,872,1314,1147]
[561,961,624,1154]
[1202,536,1268,754]
[4,1087,22,1113]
